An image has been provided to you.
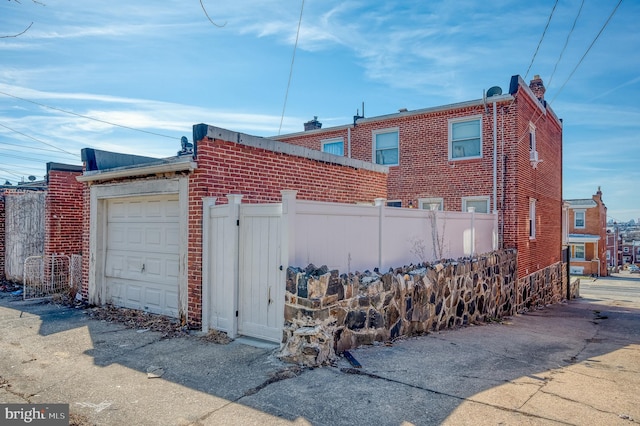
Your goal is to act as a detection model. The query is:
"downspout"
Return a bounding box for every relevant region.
[347,127,352,158]
[492,100,497,214]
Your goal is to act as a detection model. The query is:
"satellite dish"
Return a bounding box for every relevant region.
[28,175,36,181]
[486,86,503,97]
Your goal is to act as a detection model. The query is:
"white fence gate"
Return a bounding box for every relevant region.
[22,254,82,300]
[203,195,285,342]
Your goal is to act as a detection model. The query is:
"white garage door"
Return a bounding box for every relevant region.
[105,195,180,317]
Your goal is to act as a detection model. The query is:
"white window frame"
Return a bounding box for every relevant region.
[529,198,536,239]
[448,115,482,161]
[623,247,629,253]
[372,127,399,166]
[529,122,537,152]
[461,196,490,214]
[574,210,585,229]
[418,197,444,211]
[572,243,586,261]
[385,200,402,208]
[321,138,344,156]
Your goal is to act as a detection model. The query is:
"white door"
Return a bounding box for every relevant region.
[105,195,180,317]
[237,204,284,342]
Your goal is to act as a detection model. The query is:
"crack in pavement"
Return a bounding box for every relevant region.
[339,367,574,425]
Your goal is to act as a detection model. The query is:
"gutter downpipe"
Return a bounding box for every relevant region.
[492,99,498,250]
[348,127,352,158]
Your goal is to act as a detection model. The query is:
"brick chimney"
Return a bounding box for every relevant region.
[529,75,546,102]
[303,116,322,131]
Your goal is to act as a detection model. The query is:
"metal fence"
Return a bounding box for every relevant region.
[23,254,81,300]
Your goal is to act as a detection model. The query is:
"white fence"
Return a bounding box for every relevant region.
[288,193,497,273]
[203,191,497,338]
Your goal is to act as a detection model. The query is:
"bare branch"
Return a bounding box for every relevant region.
[0,21,33,38]
[200,0,227,28]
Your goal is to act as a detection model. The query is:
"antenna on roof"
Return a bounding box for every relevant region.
[353,101,365,126]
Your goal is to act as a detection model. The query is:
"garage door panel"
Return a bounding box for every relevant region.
[105,195,180,318]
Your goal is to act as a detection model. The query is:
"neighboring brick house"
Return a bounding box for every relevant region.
[565,188,607,276]
[275,74,564,286]
[0,163,83,282]
[77,126,388,330]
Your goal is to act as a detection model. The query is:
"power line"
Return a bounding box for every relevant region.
[550,0,623,104]
[524,0,559,80]
[278,0,305,135]
[546,0,584,89]
[0,90,178,140]
[0,139,78,157]
[0,121,78,156]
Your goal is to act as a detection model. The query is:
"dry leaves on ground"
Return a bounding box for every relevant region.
[87,305,189,339]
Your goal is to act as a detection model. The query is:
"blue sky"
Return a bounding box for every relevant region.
[1,0,638,221]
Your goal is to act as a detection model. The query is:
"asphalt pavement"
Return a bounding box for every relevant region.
[0,273,639,425]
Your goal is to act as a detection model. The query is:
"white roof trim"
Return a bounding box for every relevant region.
[77,160,196,183]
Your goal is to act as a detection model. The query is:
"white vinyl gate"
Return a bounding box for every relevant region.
[204,196,285,343]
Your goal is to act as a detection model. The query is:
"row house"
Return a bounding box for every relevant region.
[564,188,607,276]
[276,74,564,284]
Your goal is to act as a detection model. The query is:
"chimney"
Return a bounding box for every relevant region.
[529,75,546,102]
[303,116,322,131]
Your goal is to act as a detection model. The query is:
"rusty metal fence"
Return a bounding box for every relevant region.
[23,254,81,300]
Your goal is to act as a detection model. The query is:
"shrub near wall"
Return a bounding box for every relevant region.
[280,250,519,366]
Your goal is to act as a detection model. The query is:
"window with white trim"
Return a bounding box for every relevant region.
[529,122,537,152]
[419,197,444,211]
[321,138,344,156]
[529,198,536,239]
[574,210,585,228]
[373,128,399,166]
[386,200,402,208]
[572,244,585,261]
[449,116,482,160]
[623,247,629,253]
[462,196,489,213]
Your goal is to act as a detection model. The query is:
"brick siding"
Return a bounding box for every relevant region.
[45,170,84,257]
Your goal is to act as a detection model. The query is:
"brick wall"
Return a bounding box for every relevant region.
[185,136,388,326]
[277,79,564,281]
[45,169,84,257]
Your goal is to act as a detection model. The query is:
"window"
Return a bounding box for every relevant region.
[419,197,444,211]
[449,116,481,160]
[623,247,629,253]
[462,196,490,213]
[572,244,585,261]
[529,122,536,152]
[606,250,611,260]
[321,138,344,156]
[373,128,399,166]
[574,210,585,228]
[386,200,402,208]
[529,198,536,239]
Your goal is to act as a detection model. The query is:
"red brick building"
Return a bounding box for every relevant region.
[78,127,388,327]
[565,188,608,276]
[276,74,564,284]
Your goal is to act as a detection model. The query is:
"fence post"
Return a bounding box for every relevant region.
[201,197,217,332]
[467,207,476,258]
[280,190,298,269]
[374,198,386,271]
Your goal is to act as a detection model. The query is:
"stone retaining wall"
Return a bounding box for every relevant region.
[279,250,572,367]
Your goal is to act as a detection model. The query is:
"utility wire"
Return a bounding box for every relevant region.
[0,139,78,156]
[0,121,78,156]
[550,0,623,104]
[0,90,177,140]
[524,0,559,80]
[546,0,584,89]
[278,0,305,135]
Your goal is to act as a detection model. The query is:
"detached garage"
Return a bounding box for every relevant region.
[78,152,192,321]
[78,124,388,332]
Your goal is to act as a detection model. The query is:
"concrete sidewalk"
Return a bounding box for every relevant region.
[0,276,639,425]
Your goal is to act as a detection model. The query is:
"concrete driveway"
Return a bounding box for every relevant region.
[0,274,639,425]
